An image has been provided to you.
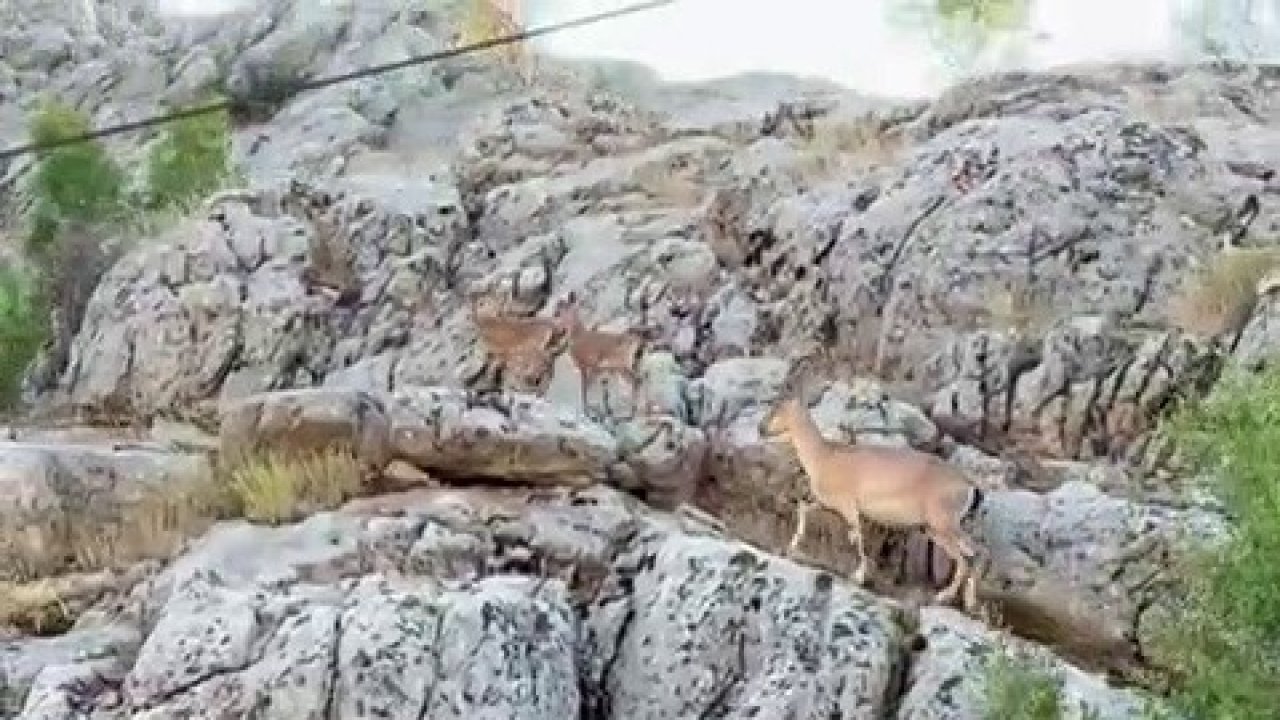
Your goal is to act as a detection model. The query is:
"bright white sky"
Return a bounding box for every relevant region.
[155,0,1190,98]
[527,0,1178,97]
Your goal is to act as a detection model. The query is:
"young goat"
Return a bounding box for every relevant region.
[468,293,565,395]
[758,367,987,609]
[552,291,651,417]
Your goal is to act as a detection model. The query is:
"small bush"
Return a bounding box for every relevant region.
[0,266,48,408]
[1168,247,1280,338]
[1149,366,1280,717]
[982,646,1064,720]
[144,99,233,211]
[227,448,364,525]
[26,99,124,248]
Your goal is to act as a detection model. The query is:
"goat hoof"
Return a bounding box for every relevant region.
[852,567,869,586]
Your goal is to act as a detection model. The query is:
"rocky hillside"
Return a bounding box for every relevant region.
[0,0,1275,717]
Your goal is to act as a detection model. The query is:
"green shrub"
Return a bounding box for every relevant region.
[0,266,48,408]
[12,96,234,411]
[26,99,124,250]
[144,99,233,211]
[982,647,1064,720]
[1151,366,1280,717]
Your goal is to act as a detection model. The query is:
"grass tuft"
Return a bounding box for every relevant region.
[0,580,73,636]
[0,463,237,582]
[226,448,364,526]
[1168,247,1280,338]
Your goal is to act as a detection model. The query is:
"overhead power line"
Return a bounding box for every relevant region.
[0,0,678,162]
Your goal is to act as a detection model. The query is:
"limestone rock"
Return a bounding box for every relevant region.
[13,486,912,719]
[386,386,617,486]
[896,608,1147,719]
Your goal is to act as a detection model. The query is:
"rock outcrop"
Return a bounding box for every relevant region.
[0,0,1271,717]
[2,484,1158,719]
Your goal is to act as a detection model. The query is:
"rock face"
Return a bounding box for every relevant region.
[12,486,910,719]
[0,440,211,581]
[0,483,1160,719]
[897,608,1146,719]
[0,0,1269,716]
[31,57,1280,464]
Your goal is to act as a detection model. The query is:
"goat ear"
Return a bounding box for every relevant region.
[552,292,573,315]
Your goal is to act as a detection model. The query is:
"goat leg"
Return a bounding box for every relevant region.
[629,369,652,416]
[787,501,813,557]
[961,544,991,613]
[928,528,975,607]
[848,512,872,586]
[579,367,592,418]
[962,571,980,613]
[602,375,617,419]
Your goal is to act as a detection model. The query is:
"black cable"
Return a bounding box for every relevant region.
[0,0,678,162]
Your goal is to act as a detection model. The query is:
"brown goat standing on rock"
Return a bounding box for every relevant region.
[468,292,566,395]
[758,359,988,610]
[553,291,651,418]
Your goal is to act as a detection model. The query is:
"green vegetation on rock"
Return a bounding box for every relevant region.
[1148,366,1280,718]
[0,96,239,408]
[0,267,47,408]
[982,648,1064,720]
[144,97,233,211]
[25,99,125,255]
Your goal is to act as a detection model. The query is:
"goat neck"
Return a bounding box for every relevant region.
[785,401,839,485]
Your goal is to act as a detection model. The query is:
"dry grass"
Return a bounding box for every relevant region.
[0,448,365,638]
[635,172,707,207]
[73,474,237,573]
[983,280,1055,337]
[805,115,906,170]
[457,0,529,72]
[0,466,235,582]
[1168,248,1280,338]
[0,579,73,635]
[0,448,363,586]
[226,448,364,525]
[782,115,907,186]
